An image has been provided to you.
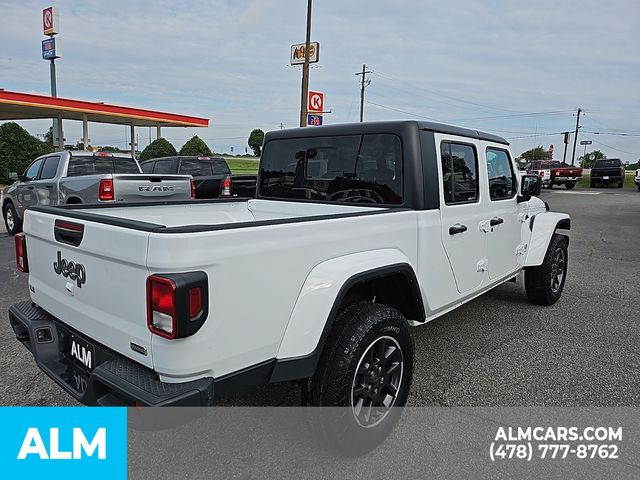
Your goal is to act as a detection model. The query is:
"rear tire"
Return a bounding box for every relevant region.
[565,182,576,190]
[3,202,22,235]
[590,180,596,188]
[303,302,414,455]
[637,185,640,192]
[618,181,624,188]
[525,234,568,306]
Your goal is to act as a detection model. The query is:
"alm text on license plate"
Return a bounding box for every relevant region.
[69,334,96,372]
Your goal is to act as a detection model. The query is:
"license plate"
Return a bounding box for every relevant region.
[603,176,610,180]
[69,334,96,372]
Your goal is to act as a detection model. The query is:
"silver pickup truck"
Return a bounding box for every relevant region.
[2,150,194,235]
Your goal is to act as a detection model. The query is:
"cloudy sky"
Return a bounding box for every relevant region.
[1,0,639,160]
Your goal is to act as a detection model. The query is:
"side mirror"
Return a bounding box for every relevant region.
[518,174,542,202]
[8,171,19,181]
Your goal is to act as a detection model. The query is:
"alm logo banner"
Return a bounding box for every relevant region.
[0,407,126,480]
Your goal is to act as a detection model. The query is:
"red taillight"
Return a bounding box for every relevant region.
[147,276,177,339]
[190,176,196,199]
[147,272,208,340]
[15,233,28,273]
[99,178,114,201]
[539,171,545,177]
[220,177,232,197]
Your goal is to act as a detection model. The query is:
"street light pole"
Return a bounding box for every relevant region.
[570,107,581,167]
[299,0,312,128]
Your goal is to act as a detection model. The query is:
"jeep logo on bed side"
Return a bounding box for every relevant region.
[138,185,175,192]
[53,251,87,288]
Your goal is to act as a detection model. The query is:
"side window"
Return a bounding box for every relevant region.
[486,148,516,200]
[40,156,61,180]
[140,162,154,173]
[24,159,44,181]
[153,160,176,174]
[441,142,478,204]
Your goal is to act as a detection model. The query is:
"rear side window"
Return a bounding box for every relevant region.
[441,142,478,204]
[152,159,176,174]
[40,156,61,180]
[259,134,403,204]
[67,156,140,176]
[140,162,154,173]
[179,159,231,176]
[486,148,516,200]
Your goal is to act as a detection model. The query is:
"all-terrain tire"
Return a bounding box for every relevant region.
[303,301,414,454]
[565,182,576,190]
[525,233,568,306]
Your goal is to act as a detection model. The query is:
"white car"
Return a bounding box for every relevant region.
[9,121,570,445]
[635,169,640,191]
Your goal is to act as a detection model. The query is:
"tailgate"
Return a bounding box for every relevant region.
[113,174,192,202]
[23,209,154,368]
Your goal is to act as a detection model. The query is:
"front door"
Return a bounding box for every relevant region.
[14,158,45,216]
[437,136,487,294]
[482,145,523,280]
[32,155,61,207]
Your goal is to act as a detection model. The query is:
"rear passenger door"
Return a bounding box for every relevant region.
[482,145,522,280]
[436,135,487,294]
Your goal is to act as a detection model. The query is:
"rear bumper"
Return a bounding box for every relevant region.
[591,173,624,182]
[8,301,214,406]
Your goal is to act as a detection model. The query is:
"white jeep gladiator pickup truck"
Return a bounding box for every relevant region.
[9,121,570,434]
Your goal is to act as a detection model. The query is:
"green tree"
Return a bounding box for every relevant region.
[0,122,51,181]
[248,129,264,156]
[179,135,212,156]
[578,149,605,169]
[140,138,177,161]
[517,146,552,163]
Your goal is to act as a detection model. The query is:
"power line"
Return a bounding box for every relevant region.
[581,135,639,156]
[364,100,441,121]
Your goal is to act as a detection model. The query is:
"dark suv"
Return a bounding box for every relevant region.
[590,158,625,188]
[140,156,257,199]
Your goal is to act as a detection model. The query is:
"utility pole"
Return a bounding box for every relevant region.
[355,64,372,122]
[279,122,285,130]
[562,132,569,164]
[570,108,581,166]
[299,0,312,127]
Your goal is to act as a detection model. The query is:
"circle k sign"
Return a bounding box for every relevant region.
[308,91,324,113]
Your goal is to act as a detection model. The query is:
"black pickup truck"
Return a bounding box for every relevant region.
[140,156,257,198]
[590,158,625,188]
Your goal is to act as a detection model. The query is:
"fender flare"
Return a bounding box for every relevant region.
[524,212,571,267]
[270,249,423,383]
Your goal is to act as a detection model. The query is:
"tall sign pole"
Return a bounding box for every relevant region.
[299,0,312,127]
[42,7,62,149]
[570,107,581,167]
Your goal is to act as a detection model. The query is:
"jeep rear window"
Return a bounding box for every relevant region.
[594,159,621,168]
[259,134,403,204]
[67,156,140,176]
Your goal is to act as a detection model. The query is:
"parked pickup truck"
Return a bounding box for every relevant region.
[525,160,583,189]
[2,151,194,235]
[9,121,570,446]
[635,169,640,191]
[140,156,257,199]
[590,158,625,188]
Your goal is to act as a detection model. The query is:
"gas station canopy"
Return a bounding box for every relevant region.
[0,89,209,153]
[0,89,208,127]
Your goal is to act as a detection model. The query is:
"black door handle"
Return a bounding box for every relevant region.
[45,185,54,189]
[490,217,504,226]
[449,224,468,235]
[26,186,35,190]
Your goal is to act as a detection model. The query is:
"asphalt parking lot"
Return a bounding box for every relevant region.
[1,186,639,407]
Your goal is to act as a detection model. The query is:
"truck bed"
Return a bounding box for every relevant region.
[62,198,385,229]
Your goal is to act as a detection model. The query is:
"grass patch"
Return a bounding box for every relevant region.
[224,157,259,175]
[579,172,637,189]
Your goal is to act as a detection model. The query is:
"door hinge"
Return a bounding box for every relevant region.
[516,243,528,256]
[477,258,489,272]
[479,220,491,233]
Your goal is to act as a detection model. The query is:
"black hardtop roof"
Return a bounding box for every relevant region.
[264,120,508,145]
